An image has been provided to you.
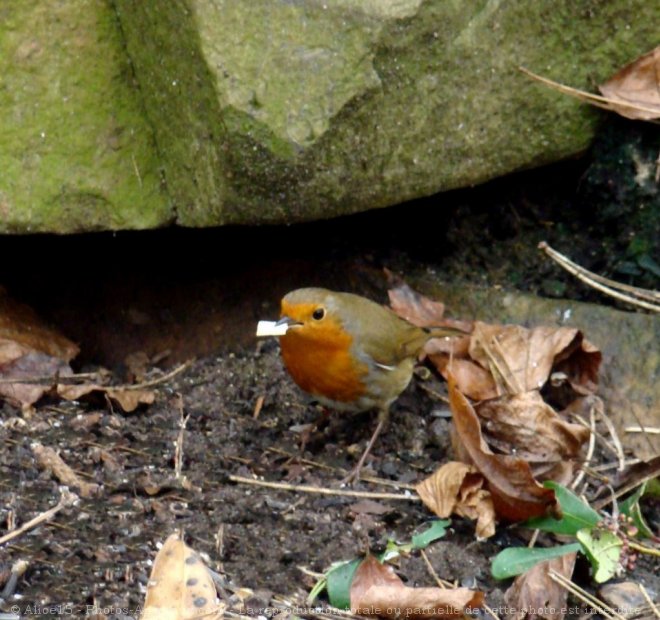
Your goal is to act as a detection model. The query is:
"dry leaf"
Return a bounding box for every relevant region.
[350,555,483,620]
[416,461,496,539]
[432,322,600,402]
[430,356,497,400]
[387,275,472,333]
[504,552,577,620]
[520,65,660,122]
[599,46,660,120]
[57,384,155,412]
[468,323,599,396]
[388,279,446,327]
[447,372,559,522]
[599,582,649,614]
[0,291,79,362]
[476,391,590,465]
[32,442,100,498]
[0,292,78,408]
[142,532,224,620]
[0,351,72,408]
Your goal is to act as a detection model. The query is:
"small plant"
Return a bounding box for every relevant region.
[491,481,657,583]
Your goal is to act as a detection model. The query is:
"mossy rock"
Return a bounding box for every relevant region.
[0,0,170,233]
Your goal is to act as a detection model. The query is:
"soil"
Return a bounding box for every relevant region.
[0,118,658,617]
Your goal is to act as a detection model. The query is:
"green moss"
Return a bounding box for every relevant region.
[137,0,656,226]
[0,0,169,233]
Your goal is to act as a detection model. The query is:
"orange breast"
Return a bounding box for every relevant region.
[279,319,368,404]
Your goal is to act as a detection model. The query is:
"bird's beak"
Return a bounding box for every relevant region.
[275,315,302,329]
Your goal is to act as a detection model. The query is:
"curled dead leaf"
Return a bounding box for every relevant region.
[0,292,78,408]
[447,372,559,522]
[387,275,473,333]
[416,461,496,539]
[57,383,155,413]
[476,391,590,466]
[468,323,599,396]
[142,532,224,620]
[351,556,483,620]
[430,356,497,401]
[599,46,660,121]
[0,292,79,362]
[504,552,576,620]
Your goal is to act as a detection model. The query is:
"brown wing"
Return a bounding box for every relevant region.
[334,292,428,367]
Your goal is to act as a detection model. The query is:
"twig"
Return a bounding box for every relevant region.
[591,459,641,472]
[125,360,192,390]
[527,529,540,548]
[253,395,265,419]
[420,549,448,589]
[572,403,597,489]
[418,383,450,405]
[520,67,660,120]
[538,241,660,312]
[0,488,78,546]
[0,371,103,385]
[625,426,660,434]
[572,416,623,462]
[548,569,625,620]
[32,442,100,498]
[265,447,417,490]
[639,584,660,619]
[174,394,190,480]
[596,406,626,472]
[228,475,420,501]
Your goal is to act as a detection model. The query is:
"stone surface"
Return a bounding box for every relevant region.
[2,1,659,231]
[115,0,659,227]
[0,0,169,232]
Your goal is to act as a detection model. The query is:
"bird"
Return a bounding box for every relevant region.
[275,287,465,483]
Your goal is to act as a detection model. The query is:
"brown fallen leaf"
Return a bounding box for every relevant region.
[387,273,473,333]
[0,291,79,408]
[32,442,100,498]
[56,383,155,413]
[447,372,559,522]
[350,555,483,620]
[0,351,72,408]
[0,290,79,362]
[476,391,590,465]
[416,461,496,539]
[599,581,650,616]
[599,46,660,121]
[430,356,497,401]
[142,532,224,620]
[520,65,660,122]
[468,323,600,397]
[504,552,577,620]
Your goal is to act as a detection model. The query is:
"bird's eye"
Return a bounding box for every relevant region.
[312,307,326,321]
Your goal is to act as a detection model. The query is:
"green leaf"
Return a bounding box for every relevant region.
[326,558,362,610]
[491,543,582,579]
[525,481,600,535]
[576,528,622,584]
[412,520,451,550]
[381,539,410,562]
[619,482,653,539]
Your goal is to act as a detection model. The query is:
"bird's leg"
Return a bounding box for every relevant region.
[340,407,389,486]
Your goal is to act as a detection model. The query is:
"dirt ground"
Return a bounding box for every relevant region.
[1,342,658,617]
[0,118,658,617]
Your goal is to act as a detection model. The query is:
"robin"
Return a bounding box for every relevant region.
[272,287,465,483]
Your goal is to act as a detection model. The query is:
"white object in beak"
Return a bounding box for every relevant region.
[256,320,289,337]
